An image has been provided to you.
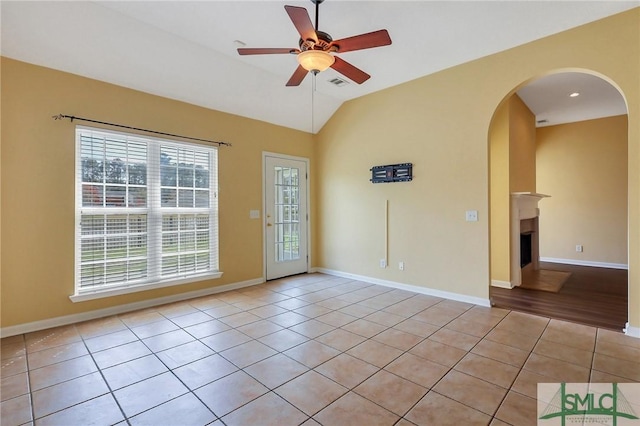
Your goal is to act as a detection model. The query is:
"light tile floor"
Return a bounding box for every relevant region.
[2,273,640,425]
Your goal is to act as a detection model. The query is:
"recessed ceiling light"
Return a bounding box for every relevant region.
[569,92,580,97]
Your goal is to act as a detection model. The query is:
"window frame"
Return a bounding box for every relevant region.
[71,126,221,302]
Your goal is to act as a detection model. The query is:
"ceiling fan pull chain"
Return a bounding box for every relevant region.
[311,73,316,133]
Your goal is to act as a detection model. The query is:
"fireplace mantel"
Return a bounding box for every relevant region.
[511,192,550,220]
[509,192,550,288]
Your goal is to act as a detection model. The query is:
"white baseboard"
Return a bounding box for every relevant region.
[540,257,628,270]
[491,280,513,289]
[0,277,265,338]
[314,267,490,307]
[624,322,640,338]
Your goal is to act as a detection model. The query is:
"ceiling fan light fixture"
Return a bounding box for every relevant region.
[297,50,335,73]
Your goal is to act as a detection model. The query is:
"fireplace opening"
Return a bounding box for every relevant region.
[520,232,532,268]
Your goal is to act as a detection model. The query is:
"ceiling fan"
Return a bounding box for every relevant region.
[237,0,392,87]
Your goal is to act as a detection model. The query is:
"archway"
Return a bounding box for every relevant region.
[488,70,629,331]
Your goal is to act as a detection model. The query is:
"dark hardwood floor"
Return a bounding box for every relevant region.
[490,262,628,331]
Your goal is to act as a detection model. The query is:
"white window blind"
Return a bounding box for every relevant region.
[74,127,219,298]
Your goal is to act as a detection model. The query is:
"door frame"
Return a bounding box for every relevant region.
[262,151,311,281]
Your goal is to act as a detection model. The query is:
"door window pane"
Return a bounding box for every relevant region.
[274,166,300,262]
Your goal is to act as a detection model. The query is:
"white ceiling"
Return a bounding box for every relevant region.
[517,72,628,127]
[1,1,636,133]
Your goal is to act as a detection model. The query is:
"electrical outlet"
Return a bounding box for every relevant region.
[399,261,405,271]
[465,210,478,222]
[380,259,387,268]
[576,245,583,252]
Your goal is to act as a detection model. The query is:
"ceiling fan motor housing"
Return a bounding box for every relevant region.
[299,31,335,52]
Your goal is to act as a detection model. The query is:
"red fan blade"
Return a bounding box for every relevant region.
[238,48,298,55]
[331,29,392,53]
[285,5,317,43]
[330,56,370,84]
[286,65,308,87]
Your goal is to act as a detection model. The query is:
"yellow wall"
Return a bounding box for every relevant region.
[316,8,640,325]
[0,58,314,327]
[489,101,511,283]
[537,115,628,265]
[509,95,537,193]
[489,94,537,284]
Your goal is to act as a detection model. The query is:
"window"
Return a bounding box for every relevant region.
[73,127,220,301]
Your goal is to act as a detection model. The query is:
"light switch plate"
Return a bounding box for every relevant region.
[249,210,260,219]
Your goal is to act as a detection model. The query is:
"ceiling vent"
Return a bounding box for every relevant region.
[328,77,349,87]
[537,119,549,124]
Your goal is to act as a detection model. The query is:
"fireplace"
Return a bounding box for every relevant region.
[520,232,532,268]
[519,216,538,272]
[508,192,550,288]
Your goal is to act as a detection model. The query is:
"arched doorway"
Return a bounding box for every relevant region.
[488,70,629,331]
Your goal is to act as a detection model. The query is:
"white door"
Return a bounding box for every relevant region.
[264,154,308,280]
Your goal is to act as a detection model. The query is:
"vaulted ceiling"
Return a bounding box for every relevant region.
[2,1,636,133]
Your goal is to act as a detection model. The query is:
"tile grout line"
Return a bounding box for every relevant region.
[23,334,36,426]
[77,324,133,426]
[485,311,549,423]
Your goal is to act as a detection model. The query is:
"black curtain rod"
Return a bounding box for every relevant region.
[52,114,232,147]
